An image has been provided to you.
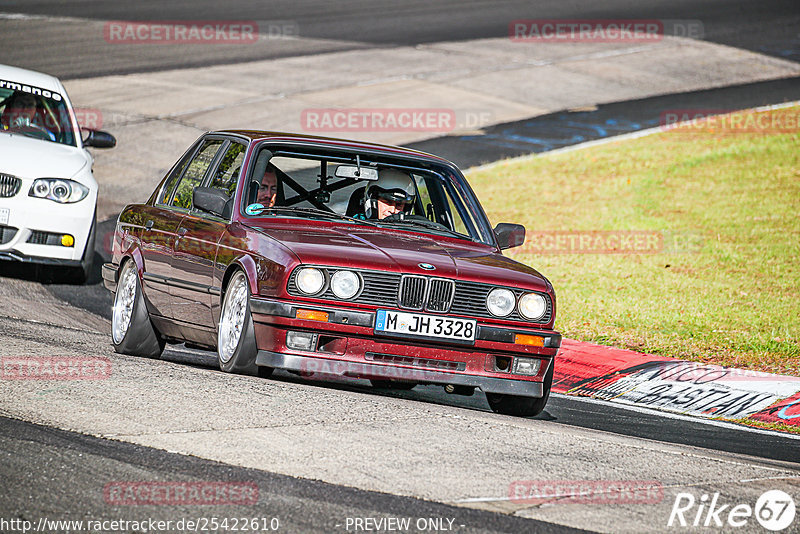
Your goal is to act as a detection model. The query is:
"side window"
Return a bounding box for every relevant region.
[415,174,457,230]
[414,174,474,238]
[445,191,469,235]
[157,147,194,205]
[413,174,433,220]
[208,142,246,198]
[170,139,223,209]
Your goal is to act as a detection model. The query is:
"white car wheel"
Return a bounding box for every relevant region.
[217,270,271,377]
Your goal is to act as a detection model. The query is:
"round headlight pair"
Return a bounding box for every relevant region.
[486,288,547,321]
[29,178,89,203]
[295,267,361,299]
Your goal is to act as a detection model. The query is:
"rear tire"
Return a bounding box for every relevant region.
[217,270,271,377]
[486,361,553,417]
[111,260,165,358]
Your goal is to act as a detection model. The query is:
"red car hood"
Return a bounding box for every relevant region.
[248,222,550,292]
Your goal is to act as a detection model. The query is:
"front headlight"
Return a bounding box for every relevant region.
[330,270,360,299]
[486,288,515,317]
[519,293,547,321]
[295,267,325,295]
[29,179,89,203]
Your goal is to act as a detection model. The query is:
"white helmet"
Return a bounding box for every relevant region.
[364,168,415,218]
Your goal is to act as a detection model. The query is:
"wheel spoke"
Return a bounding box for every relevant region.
[218,275,249,364]
[112,265,137,344]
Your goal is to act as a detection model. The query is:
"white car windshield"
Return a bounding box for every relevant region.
[0,83,77,146]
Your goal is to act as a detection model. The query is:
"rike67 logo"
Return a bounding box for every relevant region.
[668,490,796,531]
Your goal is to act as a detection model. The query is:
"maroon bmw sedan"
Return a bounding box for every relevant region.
[103,131,561,416]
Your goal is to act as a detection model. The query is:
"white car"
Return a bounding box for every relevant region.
[0,64,115,282]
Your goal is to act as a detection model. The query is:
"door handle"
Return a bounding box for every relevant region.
[145,220,154,230]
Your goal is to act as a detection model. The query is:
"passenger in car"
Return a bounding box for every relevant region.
[362,168,416,220]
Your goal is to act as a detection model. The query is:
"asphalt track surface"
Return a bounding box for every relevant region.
[0,416,585,534]
[5,244,800,466]
[409,76,800,169]
[0,0,794,472]
[2,2,799,532]
[1,0,798,79]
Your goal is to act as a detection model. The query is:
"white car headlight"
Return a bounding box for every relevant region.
[29,178,89,203]
[486,288,515,317]
[296,267,325,295]
[519,293,547,321]
[331,270,360,299]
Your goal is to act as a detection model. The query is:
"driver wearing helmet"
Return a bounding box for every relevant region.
[362,168,415,220]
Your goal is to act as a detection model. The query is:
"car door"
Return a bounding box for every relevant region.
[147,137,224,324]
[138,143,199,321]
[171,139,247,345]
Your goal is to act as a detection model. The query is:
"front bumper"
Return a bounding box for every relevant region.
[256,350,545,396]
[0,192,95,263]
[0,250,83,267]
[251,296,560,398]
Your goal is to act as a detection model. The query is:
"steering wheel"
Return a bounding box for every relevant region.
[9,121,54,141]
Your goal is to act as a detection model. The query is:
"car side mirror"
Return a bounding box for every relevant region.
[82,129,116,149]
[193,187,230,218]
[494,223,526,250]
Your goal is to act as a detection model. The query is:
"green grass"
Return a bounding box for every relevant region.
[719,418,800,435]
[468,106,800,375]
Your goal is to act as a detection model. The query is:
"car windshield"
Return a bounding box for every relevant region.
[242,149,494,245]
[0,83,77,146]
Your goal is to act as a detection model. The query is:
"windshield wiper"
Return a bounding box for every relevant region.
[250,206,380,226]
[376,216,467,238]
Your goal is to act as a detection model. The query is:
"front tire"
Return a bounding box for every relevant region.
[486,361,554,417]
[74,214,97,284]
[217,270,272,377]
[111,260,165,358]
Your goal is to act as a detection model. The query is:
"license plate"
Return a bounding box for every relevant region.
[0,208,8,225]
[375,309,477,342]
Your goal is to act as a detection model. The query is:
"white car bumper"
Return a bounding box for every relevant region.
[0,187,95,265]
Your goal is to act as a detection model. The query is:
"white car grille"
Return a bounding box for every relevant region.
[0,174,21,198]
